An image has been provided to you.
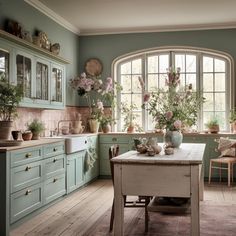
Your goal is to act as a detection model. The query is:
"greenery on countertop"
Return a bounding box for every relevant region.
[27,119,45,134]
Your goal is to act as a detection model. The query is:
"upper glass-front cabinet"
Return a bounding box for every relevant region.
[16,53,32,98]
[36,60,49,101]
[51,64,63,103]
[0,49,9,81]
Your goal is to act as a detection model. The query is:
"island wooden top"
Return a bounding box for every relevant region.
[111,143,206,165]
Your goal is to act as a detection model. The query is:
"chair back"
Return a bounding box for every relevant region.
[109,145,119,183]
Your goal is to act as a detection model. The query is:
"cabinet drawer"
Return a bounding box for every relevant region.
[10,183,43,223]
[99,135,130,144]
[44,173,66,204]
[43,142,65,158]
[11,161,42,193]
[183,135,205,143]
[44,154,65,178]
[11,147,42,167]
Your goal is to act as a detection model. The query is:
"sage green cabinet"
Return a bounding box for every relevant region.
[66,151,85,194]
[84,136,99,183]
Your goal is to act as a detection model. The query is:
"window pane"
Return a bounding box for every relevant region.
[215,93,225,111]
[133,112,142,127]
[132,59,141,74]
[215,73,225,91]
[148,74,158,91]
[159,74,167,89]
[148,56,158,73]
[132,94,142,108]
[215,59,225,72]
[121,75,131,92]
[175,54,185,72]
[121,62,131,74]
[203,93,214,111]
[120,94,131,104]
[186,74,196,90]
[186,55,196,72]
[215,112,226,130]
[203,56,213,72]
[132,75,142,92]
[148,114,155,130]
[203,73,213,92]
[179,73,185,87]
[159,55,169,73]
[203,112,214,128]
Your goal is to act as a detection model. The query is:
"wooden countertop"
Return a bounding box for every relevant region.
[112,143,206,165]
[0,138,65,152]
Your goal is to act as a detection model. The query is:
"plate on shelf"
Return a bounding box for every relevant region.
[0,140,23,147]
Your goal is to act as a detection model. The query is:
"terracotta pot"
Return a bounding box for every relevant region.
[22,132,33,141]
[102,124,111,133]
[127,125,135,133]
[88,119,100,133]
[32,133,40,140]
[208,125,219,134]
[0,121,13,140]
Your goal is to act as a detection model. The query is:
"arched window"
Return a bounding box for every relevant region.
[113,47,233,132]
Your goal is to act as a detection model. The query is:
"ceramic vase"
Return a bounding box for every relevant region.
[88,119,100,133]
[0,121,13,140]
[102,124,111,133]
[164,130,183,148]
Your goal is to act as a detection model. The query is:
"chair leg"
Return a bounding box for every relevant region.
[109,199,115,232]
[228,163,231,187]
[144,197,150,232]
[209,161,212,184]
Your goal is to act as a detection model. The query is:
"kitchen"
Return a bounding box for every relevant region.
[0,0,236,235]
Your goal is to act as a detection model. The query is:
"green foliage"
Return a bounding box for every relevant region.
[27,119,45,134]
[0,77,23,121]
[229,108,236,123]
[121,102,143,132]
[99,114,116,127]
[205,117,219,128]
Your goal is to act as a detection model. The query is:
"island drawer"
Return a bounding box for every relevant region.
[43,141,65,158]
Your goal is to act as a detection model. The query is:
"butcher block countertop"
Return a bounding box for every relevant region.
[0,138,65,152]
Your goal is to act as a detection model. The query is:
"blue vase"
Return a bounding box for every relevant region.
[164,130,183,148]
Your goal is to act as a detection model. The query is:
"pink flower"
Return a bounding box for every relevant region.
[165,111,173,120]
[78,78,94,92]
[174,120,182,129]
[143,92,150,103]
[104,77,113,93]
[97,101,104,111]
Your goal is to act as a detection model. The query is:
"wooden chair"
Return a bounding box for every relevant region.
[209,140,236,187]
[109,145,150,232]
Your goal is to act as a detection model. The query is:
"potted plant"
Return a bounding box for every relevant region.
[205,117,220,134]
[230,108,236,133]
[0,77,23,140]
[100,114,115,133]
[121,102,143,133]
[27,119,45,140]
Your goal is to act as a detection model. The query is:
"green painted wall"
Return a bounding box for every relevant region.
[79,29,236,105]
[0,0,79,106]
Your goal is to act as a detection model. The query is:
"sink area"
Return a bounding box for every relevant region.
[46,134,88,154]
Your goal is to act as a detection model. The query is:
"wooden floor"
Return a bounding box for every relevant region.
[10,179,236,236]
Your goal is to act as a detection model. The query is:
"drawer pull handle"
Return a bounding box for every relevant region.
[53,148,57,152]
[85,140,87,144]
[25,189,32,195]
[53,178,58,183]
[25,153,32,158]
[112,138,117,142]
[25,166,32,171]
[53,158,57,163]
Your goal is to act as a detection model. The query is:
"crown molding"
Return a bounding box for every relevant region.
[24,0,80,35]
[79,22,236,36]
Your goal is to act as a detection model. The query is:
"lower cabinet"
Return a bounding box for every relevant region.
[10,183,43,223]
[66,151,85,194]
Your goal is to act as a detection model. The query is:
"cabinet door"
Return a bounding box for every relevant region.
[0,48,9,81]
[51,63,65,107]
[99,143,130,176]
[15,51,33,100]
[66,151,85,194]
[35,58,50,104]
[84,136,98,183]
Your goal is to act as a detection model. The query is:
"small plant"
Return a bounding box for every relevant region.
[99,114,115,127]
[0,77,23,121]
[229,108,236,123]
[121,102,143,132]
[205,117,219,128]
[27,119,45,135]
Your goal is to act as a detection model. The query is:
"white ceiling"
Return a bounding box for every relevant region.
[27,0,236,35]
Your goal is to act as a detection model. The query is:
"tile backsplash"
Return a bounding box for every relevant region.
[13,106,111,136]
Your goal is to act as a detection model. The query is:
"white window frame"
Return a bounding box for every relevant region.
[112,46,234,132]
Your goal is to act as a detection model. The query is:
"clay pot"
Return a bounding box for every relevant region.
[208,125,219,134]
[102,124,111,133]
[22,132,33,141]
[0,121,13,140]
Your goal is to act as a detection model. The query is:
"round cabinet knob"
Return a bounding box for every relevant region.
[25,166,32,171]
[53,178,58,183]
[85,140,87,144]
[25,189,32,195]
[25,153,32,158]
[53,158,57,163]
[53,148,57,152]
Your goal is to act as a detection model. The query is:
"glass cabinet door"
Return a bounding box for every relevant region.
[0,49,9,81]
[51,65,63,103]
[16,54,32,98]
[36,61,49,100]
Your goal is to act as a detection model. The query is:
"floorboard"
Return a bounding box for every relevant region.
[10,179,236,236]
